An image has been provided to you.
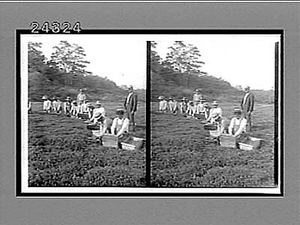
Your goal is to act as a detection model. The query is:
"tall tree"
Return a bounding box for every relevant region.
[151,41,163,73]
[164,41,205,87]
[28,42,46,73]
[49,41,91,76]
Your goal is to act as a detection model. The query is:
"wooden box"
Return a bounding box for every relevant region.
[121,137,144,150]
[204,123,218,131]
[220,134,237,148]
[102,134,119,148]
[121,142,136,150]
[238,137,262,150]
[132,137,144,150]
[194,113,206,120]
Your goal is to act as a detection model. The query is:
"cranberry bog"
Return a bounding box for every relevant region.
[27,101,146,187]
[151,102,276,188]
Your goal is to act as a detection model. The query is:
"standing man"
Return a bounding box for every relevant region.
[241,86,255,131]
[193,88,203,114]
[124,85,138,131]
[77,89,87,113]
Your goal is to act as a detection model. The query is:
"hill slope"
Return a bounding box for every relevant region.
[29,70,128,102]
[151,67,244,103]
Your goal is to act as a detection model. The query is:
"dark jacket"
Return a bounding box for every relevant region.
[124,92,138,112]
[241,92,255,112]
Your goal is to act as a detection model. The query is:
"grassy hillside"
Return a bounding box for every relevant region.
[28,71,128,102]
[151,68,244,103]
[151,68,274,104]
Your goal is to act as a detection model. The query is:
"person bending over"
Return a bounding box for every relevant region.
[111,109,130,138]
[88,101,106,123]
[206,101,222,124]
[228,108,247,138]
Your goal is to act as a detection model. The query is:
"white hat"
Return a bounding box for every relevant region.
[95,101,102,106]
[212,101,218,106]
[234,108,242,114]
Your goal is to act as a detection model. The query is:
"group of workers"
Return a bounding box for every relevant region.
[35,86,138,143]
[158,86,255,139]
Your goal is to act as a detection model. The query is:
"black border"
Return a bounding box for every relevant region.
[16,29,284,197]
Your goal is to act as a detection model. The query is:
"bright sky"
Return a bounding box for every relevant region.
[153,35,280,90]
[24,34,280,91]
[24,34,147,89]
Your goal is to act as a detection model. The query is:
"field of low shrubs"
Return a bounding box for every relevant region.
[28,101,146,187]
[150,102,275,188]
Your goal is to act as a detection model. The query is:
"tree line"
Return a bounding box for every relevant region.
[151,41,206,87]
[28,41,91,85]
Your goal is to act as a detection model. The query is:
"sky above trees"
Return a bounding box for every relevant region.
[22,34,280,90]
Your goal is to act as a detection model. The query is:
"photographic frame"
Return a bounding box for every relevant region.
[16,29,284,197]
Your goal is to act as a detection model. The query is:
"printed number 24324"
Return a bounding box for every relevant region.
[30,22,81,34]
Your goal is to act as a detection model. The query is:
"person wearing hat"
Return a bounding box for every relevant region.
[28,97,32,113]
[158,96,164,112]
[70,100,79,117]
[43,96,52,113]
[179,97,188,114]
[52,97,62,114]
[77,89,87,112]
[158,96,168,113]
[186,100,194,116]
[193,88,203,109]
[124,85,138,131]
[206,101,222,124]
[64,97,72,115]
[228,108,247,137]
[168,97,178,114]
[88,101,106,123]
[87,114,113,140]
[111,109,130,138]
[241,86,255,131]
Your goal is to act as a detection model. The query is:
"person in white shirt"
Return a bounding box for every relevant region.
[158,96,165,112]
[111,109,130,138]
[179,97,188,114]
[186,100,194,116]
[168,98,178,114]
[88,101,106,123]
[228,108,247,137]
[63,97,72,115]
[28,98,32,113]
[43,96,52,114]
[87,115,113,139]
[70,101,79,117]
[207,101,222,124]
[195,99,205,115]
[160,98,168,113]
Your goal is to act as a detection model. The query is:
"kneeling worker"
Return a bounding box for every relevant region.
[88,101,106,123]
[228,108,247,138]
[111,109,130,138]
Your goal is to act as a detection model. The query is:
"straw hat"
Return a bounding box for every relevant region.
[233,108,242,114]
[116,109,125,115]
[212,101,219,106]
[95,101,102,106]
[42,95,47,100]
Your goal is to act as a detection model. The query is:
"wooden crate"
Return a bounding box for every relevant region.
[204,123,218,131]
[121,142,135,150]
[132,137,144,150]
[238,136,262,150]
[238,143,254,150]
[102,134,119,148]
[194,113,206,120]
[220,134,237,148]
